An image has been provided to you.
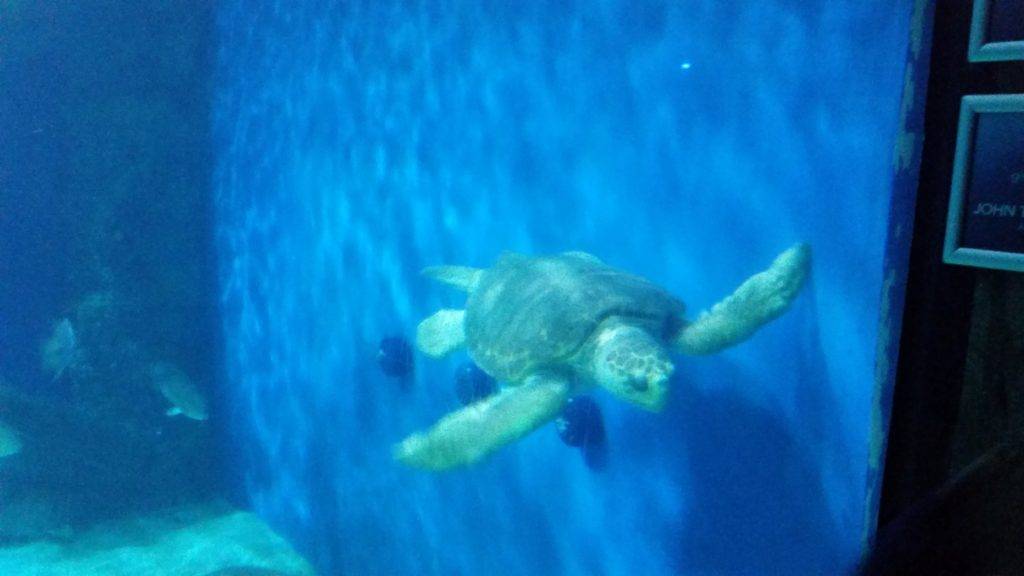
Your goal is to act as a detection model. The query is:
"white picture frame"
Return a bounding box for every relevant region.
[943,94,1024,272]
[968,0,1024,62]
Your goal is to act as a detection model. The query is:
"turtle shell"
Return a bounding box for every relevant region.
[464,252,686,382]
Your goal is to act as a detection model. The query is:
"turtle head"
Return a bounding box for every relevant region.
[589,322,674,412]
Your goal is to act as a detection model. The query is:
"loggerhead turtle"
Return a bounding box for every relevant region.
[395,243,811,471]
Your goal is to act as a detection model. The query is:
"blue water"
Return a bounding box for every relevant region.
[214,2,913,574]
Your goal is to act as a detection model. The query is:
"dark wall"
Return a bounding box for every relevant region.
[880,0,1024,520]
[952,272,1024,469]
[871,2,1024,573]
[0,0,221,531]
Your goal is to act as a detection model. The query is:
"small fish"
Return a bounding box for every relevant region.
[0,421,23,458]
[151,362,209,421]
[41,318,78,382]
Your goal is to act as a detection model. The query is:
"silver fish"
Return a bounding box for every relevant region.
[151,362,209,421]
[0,421,23,458]
[41,318,78,382]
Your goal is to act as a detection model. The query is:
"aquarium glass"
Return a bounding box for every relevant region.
[213,2,916,574]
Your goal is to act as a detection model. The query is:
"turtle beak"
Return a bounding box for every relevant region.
[591,325,674,412]
[615,363,672,412]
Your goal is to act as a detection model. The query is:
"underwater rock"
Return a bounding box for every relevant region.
[377,336,414,379]
[151,362,209,420]
[1,0,221,537]
[0,502,315,575]
[454,361,497,406]
[41,318,79,382]
[0,420,23,458]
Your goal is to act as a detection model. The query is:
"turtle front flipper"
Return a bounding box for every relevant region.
[393,373,571,471]
[416,309,466,358]
[675,243,811,355]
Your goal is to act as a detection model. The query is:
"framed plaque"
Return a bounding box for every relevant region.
[969,0,1024,62]
[944,94,1024,272]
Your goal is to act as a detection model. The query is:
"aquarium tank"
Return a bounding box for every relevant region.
[0,0,929,574]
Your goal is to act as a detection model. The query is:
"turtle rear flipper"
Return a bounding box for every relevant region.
[416,309,466,357]
[393,374,570,471]
[676,243,811,355]
[422,265,483,292]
